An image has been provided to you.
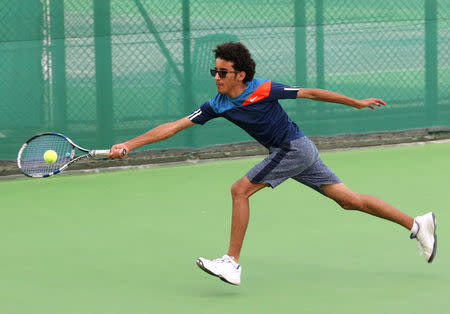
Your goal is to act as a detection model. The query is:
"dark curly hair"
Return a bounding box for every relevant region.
[213,42,256,83]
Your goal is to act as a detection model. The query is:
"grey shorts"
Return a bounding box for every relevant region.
[246,136,341,194]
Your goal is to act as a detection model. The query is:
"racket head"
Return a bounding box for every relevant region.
[17,133,76,177]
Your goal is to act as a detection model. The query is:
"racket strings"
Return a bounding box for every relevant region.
[19,135,73,176]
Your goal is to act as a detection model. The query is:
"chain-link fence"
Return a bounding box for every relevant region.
[1,0,449,159]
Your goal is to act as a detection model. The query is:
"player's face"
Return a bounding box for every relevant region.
[213,58,245,96]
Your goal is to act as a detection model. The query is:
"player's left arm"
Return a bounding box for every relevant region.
[297,88,386,110]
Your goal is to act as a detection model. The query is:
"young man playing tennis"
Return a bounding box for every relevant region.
[109,42,437,285]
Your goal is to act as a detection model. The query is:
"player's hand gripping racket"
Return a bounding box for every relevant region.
[17,132,126,178]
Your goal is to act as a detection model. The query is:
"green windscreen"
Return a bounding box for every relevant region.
[1,0,449,159]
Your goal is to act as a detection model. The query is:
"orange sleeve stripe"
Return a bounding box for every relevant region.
[242,81,271,106]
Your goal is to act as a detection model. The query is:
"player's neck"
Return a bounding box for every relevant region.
[226,82,247,99]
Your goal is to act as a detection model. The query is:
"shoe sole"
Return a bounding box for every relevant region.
[196,259,239,285]
[428,212,437,263]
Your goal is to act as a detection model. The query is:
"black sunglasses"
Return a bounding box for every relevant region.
[210,69,240,78]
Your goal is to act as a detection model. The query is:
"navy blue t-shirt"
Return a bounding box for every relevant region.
[188,78,304,148]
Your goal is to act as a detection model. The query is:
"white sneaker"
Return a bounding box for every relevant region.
[196,255,242,285]
[410,212,437,263]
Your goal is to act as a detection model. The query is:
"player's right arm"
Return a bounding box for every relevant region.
[108,117,195,159]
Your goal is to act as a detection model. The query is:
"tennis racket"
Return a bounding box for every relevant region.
[17,132,126,178]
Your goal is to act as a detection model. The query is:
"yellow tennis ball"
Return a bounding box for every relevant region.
[44,150,58,163]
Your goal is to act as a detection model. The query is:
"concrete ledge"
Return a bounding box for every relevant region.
[2,127,449,177]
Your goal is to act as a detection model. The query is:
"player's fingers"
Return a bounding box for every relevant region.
[371,99,386,107]
[108,143,129,159]
[116,148,125,159]
[108,147,121,159]
[373,101,381,107]
[369,105,375,110]
[107,147,115,159]
[372,100,382,107]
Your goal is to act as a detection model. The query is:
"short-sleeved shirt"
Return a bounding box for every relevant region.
[188,78,304,148]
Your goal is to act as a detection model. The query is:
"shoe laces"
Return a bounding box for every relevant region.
[213,255,238,266]
[213,255,231,262]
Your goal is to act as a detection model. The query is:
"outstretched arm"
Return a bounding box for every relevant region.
[108,116,195,159]
[297,88,386,110]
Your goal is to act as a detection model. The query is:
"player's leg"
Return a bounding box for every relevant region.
[292,156,437,263]
[228,176,268,261]
[322,182,437,263]
[196,176,267,285]
[322,182,414,229]
[226,139,316,261]
[196,138,316,285]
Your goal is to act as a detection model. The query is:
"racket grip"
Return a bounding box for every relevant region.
[91,149,126,157]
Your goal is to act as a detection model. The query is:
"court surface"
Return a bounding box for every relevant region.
[1,142,449,314]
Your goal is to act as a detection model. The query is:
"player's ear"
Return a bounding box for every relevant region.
[237,71,246,82]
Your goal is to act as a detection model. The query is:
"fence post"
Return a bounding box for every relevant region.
[182,0,194,147]
[425,0,438,125]
[94,0,114,147]
[50,0,67,132]
[315,0,325,89]
[295,0,307,87]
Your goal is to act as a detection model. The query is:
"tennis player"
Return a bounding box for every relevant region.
[109,42,437,285]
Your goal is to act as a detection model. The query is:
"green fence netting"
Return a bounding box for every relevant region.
[1,0,449,159]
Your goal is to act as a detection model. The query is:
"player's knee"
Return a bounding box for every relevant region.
[336,194,363,211]
[231,183,244,199]
[331,193,362,210]
[339,201,355,210]
[231,180,248,200]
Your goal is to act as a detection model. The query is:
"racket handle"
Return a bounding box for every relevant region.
[90,149,126,157]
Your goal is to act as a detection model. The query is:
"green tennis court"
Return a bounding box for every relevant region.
[1,142,449,314]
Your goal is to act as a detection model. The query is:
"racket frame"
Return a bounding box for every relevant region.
[17,132,122,178]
